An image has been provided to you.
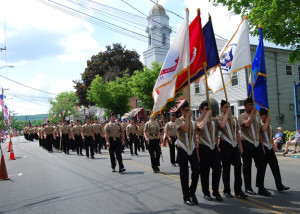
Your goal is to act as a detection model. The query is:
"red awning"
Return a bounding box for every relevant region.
[121,107,144,119]
[169,100,186,113]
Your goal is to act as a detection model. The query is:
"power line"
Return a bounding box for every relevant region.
[148,0,184,19]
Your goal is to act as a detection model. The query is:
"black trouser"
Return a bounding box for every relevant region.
[177,147,200,201]
[219,140,242,194]
[85,136,94,158]
[129,134,138,155]
[139,136,145,151]
[124,131,128,148]
[75,134,83,155]
[46,134,53,152]
[263,146,283,189]
[241,140,265,190]
[148,139,161,170]
[62,134,69,154]
[94,133,102,153]
[39,137,41,147]
[198,144,222,195]
[55,136,60,150]
[101,137,107,150]
[109,138,124,170]
[168,136,177,164]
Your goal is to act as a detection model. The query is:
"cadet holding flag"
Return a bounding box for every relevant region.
[165,112,178,166]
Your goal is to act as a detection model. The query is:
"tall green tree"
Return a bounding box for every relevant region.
[129,62,183,112]
[48,91,78,122]
[87,72,132,115]
[74,43,143,107]
[210,0,300,63]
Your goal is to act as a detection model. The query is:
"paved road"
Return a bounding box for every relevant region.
[0,137,299,214]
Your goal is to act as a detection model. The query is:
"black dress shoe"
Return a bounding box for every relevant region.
[235,191,248,199]
[204,194,213,201]
[212,192,223,201]
[172,164,176,167]
[91,156,95,159]
[112,168,116,172]
[278,185,290,192]
[224,192,233,198]
[245,189,256,195]
[191,194,198,205]
[184,200,194,206]
[153,169,158,173]
[258,188,271,197]
[156,167,160,172]
[119,168,126,173]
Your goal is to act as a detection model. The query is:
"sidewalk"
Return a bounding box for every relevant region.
[275,145,300,158]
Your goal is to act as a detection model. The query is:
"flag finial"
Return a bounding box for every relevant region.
[208,12,211,19]
[185,8,189,12]
[259,25,263,29]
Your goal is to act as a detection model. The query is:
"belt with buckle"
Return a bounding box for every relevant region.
[149,133,157,137]
[110,137,120,141]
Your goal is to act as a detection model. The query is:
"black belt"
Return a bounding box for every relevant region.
[149,133,158,137]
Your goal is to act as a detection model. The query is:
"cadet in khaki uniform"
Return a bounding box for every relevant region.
[52,122,58,150]
[126,118,139,156]
[196,101,222,201]
[37,125,42,147]
[175,101,200,206]
[138,120,146,152]
[60,120,71,154]
[165,112,178,166]
[44,120,55,152]
[216,100,247,198]
[121,120,128,149]
[81,118,95,159]
[238,98,269,196]
[259,109,289,192]
[144,115,161,173]
[73,120,83,156]
[93,118,103,154]
[105,113,126,173]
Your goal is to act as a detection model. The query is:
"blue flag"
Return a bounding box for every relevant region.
[175,17,220,93]
[248,27,269,112]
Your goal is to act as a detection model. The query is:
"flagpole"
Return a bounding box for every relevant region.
[250,67,258,140]
[185,8,192,150]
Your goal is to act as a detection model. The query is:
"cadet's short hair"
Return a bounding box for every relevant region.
[244,98,253,106]
[199,101,208,110]
[181,101,189,109]
[170,112,176,117]
[221,99,228,107]
[110,112,116,117]
[259,108,268,116]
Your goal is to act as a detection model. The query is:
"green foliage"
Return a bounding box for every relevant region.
[284,130,296,141]
[48,91,79,122]
[87,72,132,115]
[210,0,300,63]
[74,43,143,106]
[129,62,183,113]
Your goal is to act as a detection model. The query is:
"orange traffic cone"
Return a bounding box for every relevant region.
[7,139,12,152]
[0,153,10,180]
[9,144,16,160]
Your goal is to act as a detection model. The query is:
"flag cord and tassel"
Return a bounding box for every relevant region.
[250,67,258,141]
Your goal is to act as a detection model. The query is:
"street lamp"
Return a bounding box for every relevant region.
[0,65,14,70]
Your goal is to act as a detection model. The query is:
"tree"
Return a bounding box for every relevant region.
[87,72,132,116]
[210,0,300,63]
[48,91,78,122]
[129,62,183,113]
[74,43,143,106]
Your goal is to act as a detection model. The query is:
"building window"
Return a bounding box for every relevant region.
[231,106,235,116]
[286,65,292,75]
[162,33,166,45]
[149,35,151,46]
[231,72,238,86]
[298,66,300,82]
[195,82,200,94]
[239,109,245,114]
[238,100,244,106]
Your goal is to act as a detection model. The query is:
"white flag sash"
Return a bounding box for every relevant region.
[221,119,237,147]
[263,126,273,150]
[175,120,195,156]
[199,120,216,150]
[241,116,259,147]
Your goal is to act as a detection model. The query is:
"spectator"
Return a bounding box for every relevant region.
[283,127,300,155]
[273,127,285,151]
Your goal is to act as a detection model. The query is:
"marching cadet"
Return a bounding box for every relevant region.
[81,118,95,159]
[138,120,146,152]
[60,120,71,154]
[73,120,83,156]
[121,119,128,149]
[216,100,248,198]
[165,112,178,166]
[105,113,126,173]
[175,101,200,206]
[44,120,55,152]
[259,109,290,192]
[144,114,161,173]
[196,101,222,201]
[101,122,107,150]
[238,98,269,196]
[93,118,103,154]
[126,118,139,156]
[53,122,59,150]
[37,125,42,147]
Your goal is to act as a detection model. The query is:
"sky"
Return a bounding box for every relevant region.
[0,0,286,116]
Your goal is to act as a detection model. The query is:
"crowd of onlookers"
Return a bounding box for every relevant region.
[273,126,300,155]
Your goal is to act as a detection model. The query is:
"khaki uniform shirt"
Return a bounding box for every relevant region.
[260,121,274,150]
[238,112,260,146]
[105,122,123,138]
[82,124,94,137]
[216,114,239,146]
[121,123,128,133]
[93,123,103,135]
[126,124,138,135]
[44,125,54,135]
[144,121,159,140]
[195,115,218,149]
[61,124,70,135]
[138,124,145,136]
[165,121,177,137]
[73,125,82,136]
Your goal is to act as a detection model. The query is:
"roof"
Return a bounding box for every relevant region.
[169,100,186,113]
[121,107,144,119]
[149,4,166,16]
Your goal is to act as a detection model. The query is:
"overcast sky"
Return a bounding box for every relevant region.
[0,0,283,116]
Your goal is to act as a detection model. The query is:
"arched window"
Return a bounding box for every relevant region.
[149,34,151,46]
[162,33,166,45]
